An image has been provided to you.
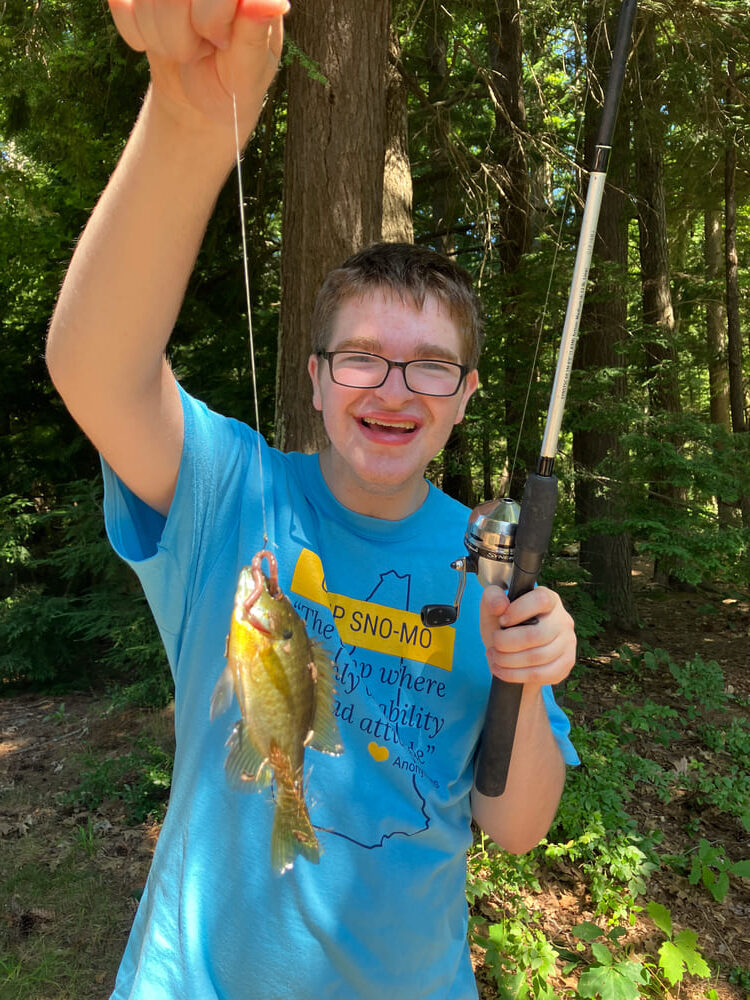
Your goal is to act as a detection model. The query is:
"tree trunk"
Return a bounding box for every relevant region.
[724,57,750,527]
[572,1,635,630]
[418,8,474,505]
[424,13,455,256]
[704,208,735,527]
[277,0,391,452]
[442,426,475,508]
[382,29,413,244]
[705,210,731,431]
[485,0,536,500]
[634,15,685,584]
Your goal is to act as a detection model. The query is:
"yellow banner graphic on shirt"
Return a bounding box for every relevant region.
[291,548,454,672]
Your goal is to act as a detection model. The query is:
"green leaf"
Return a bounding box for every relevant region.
[572,921,602,942]
[714,871,730,902]
[730,859,750,878]
[659,941,686,984]
[646,901,673,938]
[591,942,613,966]
[689,858,702,885]
[578,963,644,1000]
[659,931,711,986]
[673,930,710,977]
[499,969,527,1000]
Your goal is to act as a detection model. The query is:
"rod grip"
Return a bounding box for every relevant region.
[474,474,558,797]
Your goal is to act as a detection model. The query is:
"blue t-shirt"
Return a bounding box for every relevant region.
[103,386,578,1000]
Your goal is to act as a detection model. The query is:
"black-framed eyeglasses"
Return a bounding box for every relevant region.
[316,350,469,398]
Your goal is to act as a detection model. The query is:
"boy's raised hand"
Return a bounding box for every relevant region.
[108,0,288,139]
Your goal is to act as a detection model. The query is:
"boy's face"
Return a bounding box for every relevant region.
[307,289,478,519]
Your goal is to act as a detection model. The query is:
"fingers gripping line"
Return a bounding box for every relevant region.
[108,0,288,59]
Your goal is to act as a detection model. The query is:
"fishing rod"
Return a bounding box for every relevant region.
[421,0,638,796]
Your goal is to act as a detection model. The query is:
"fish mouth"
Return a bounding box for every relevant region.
[248,616,272,636]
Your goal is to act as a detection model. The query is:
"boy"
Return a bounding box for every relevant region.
[46,2,578,997]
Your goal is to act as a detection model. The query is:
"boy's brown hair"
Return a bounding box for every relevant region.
[310,243,484,369]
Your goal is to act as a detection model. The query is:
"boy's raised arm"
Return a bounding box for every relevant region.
[46,0,286,516]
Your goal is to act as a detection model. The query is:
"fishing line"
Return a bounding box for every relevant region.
[231,88,269,548]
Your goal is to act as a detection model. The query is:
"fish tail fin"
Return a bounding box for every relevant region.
[271,783,320,874]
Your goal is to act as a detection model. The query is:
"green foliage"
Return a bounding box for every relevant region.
[567,904,711,998]
[467,840,560,999]
[666,654,727,714]
[282,38,328,86]
[545,718,663,916]
[589,414,750,589]
[576,946,647,1000]
[0,480,169,694]
[611,644,670,676]
[74,817,99,859]
[467,622,749,993]
[0,586,77,684]
[475,916,561,1000]
[699,715,750,760]
[601,700,681,747]
[466,835,541,906]
[468,850,716,1000]
[541,557,608,658]
[646,902,711,986]
[685,839,750,904]
[687,764,750,828]
[65,737,173,824]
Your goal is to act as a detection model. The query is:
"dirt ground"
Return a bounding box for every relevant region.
[1,567,748,999]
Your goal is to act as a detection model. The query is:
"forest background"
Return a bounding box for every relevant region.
[0,0,749,998]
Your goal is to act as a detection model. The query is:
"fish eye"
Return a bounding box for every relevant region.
[282,628,293,640]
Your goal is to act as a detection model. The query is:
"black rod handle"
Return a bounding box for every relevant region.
[474,474,558,796]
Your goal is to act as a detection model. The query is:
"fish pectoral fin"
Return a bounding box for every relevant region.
[210,662,235,722]
[308,645,344,756]
[271,785,320,874]
[225,721,272,791]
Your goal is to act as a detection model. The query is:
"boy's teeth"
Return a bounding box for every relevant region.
[364,417,416,431]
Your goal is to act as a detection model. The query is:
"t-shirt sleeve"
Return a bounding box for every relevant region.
[542,684,579,765]
[100,384,260,675]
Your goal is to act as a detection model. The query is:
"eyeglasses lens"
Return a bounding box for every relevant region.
[330,353,462,397]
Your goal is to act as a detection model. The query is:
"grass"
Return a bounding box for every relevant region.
[0,699,171,1000]
[0,840,133,999]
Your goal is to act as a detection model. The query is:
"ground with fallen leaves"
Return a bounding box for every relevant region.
[1,568,748,999]
[472,567,750,999]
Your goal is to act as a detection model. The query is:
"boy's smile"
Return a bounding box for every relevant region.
[308,290,478,519]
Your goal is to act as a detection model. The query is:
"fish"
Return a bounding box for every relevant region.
[210,549,344,873]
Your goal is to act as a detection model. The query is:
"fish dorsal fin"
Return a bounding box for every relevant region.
[308,644,344,756]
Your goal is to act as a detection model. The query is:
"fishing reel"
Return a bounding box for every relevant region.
[420,498,520,628]
[419,471,558,798]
